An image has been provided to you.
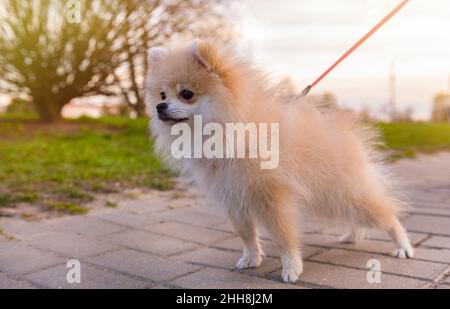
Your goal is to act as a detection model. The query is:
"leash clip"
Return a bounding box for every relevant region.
[300,85,312,97]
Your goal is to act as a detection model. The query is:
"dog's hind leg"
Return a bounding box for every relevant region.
[386,217,414,258]
[355,194,414,258]
[228,210,263,269]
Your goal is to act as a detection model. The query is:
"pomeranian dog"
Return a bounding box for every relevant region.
[145,40,413,283]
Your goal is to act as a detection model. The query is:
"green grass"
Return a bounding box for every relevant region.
[104,200,118,208]
[376,122,450,160]
[0,116,173,215]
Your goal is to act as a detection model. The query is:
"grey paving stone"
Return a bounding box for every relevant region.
[51,217,126,237]
[421,236,450,249]
[121,198,168,214]
[0,219,51,240]
[174,247,281,276]
[436,284,450,289]
[105,230,199,256]
[361,243,450,265]
[304,233,450,264]
[169,268,305,289]
[310,249,448,281]
[342,239,394,254]
[86,248,201,282]
[305,233,406,254]
[154,209,227,228]
[25,264,148,289]
[93,210,162,228]
[300,219,329,234]
[0,273,37,289]
[317,227,427,245]
[364,230,428,245]
[410,199,450,209]
[150,284,171,289]
[403,215,450,236]
[302,246,328,259]
[145,221,233,245]
[446,276,450,284]
[187,203,225,217]
[410,206,450,217]
[0,242,63,275]
[212,221,234,233]
[26,232,118,258]
[277,261,430,289]
[213,237,268,254]
[412,248,450,264]
[161,197,197,210]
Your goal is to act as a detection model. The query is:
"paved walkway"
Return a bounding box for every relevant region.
[1,153,450,289]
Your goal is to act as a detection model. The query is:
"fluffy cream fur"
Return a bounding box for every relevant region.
[145,40,414,283]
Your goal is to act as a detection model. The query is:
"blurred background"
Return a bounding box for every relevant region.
[1,0,450,122]
[0,0,449,216]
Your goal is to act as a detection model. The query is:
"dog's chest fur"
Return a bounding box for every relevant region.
[191,159,259,209]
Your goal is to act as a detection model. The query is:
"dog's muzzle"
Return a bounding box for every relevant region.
[156,103,188,123]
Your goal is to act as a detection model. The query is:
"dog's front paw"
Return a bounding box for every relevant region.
[236,254,262,269]
[281,255,303,283]
[391,245,414,259]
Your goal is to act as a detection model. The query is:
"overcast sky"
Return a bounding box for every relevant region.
[240,0,450,119]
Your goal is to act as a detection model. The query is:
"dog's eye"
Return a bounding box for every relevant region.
[160,92,166,100]
[180,89,194,101]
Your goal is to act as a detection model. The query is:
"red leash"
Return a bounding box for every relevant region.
[301,0,410,97]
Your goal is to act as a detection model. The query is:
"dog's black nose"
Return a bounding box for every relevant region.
[156,103,168,113]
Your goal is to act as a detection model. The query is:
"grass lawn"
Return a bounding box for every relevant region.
[0,116,173,215]
[0,116,449,216]
[376,122,450,161]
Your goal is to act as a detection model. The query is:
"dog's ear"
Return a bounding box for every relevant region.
[148,46,168,67]
[191,40,239,93]
[190,41,223,74]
